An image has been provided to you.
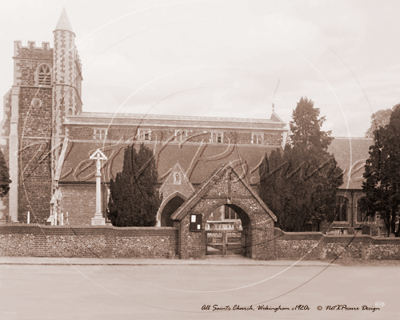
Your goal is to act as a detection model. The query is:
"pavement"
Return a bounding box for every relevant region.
[0,256,341,266]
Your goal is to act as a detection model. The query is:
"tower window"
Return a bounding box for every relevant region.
[67,108,73,116]
[37,64,51,86]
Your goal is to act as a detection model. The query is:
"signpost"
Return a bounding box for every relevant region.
[90,149,107,226]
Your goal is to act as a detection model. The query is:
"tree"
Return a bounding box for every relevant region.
[289,97,333,152]
[365,108,393,138]
[0,149,11,197]
[361,104,400,236]
[107,143,162,227]
[260,97,343,232]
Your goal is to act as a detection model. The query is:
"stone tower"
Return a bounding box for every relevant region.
[2,39,54,223]
[52,8,83,188]
[0,9,83,223]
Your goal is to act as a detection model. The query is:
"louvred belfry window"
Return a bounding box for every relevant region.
[37,64,51,86]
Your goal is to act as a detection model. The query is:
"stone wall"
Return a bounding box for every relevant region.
[274,228,400,260]
[0,224,178,258]
[18,87,53,223]
[60,184,98,226]
[2,224,399,260]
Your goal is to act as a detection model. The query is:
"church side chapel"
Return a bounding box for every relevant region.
[0,9,382,238]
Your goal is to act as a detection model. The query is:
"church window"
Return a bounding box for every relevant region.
[175,129,188,142]
[37,64,51,86]
[334,196,348,222]
[138,129,151,141]
[93,128,107,140]
[173,172,181,184]
[252,132,264,144]
[67,108,73,116]
[210,131,223,143]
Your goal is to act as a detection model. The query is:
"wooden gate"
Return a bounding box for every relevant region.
[206,230,243,256]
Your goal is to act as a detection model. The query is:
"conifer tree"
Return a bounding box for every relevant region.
[0,149,11,197]
[107,143,162,227]
[365,108,392,138]
[361,104,400,236]
[260,97,343,231]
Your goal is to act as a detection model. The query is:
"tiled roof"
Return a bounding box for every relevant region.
[59,141,280,184]
[327,137,374,190]
[58,136,372,190]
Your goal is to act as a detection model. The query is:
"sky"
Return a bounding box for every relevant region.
[0,0,399,137]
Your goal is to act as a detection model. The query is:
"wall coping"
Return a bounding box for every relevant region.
[274,228,400,243]
[0,223,177,231]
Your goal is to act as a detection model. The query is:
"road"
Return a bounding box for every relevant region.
[0,258,396,320]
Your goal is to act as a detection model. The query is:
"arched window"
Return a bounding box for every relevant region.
[252,132,264,144]
[334,196,348,222]
[37,64,51,86]
[93,128,108,140]
[67,108,73,116]
[210,131,223,143]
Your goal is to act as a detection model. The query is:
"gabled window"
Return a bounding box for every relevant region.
[93,128,107,140]
[210,131,223,143]
[251,132,264,144]
[37,64,51,86]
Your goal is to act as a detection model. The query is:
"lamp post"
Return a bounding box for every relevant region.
[90,149,107,225]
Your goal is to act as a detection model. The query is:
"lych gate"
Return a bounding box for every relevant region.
[171,163,277,260]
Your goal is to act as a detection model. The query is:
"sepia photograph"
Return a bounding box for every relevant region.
[0,0,399,319]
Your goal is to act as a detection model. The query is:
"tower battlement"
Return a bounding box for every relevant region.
[13,40,53,59]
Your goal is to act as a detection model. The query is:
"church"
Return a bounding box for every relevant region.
[0,9,378,234]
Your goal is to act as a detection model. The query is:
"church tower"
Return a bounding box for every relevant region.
[0,9,83,223]
[52,8,83,188]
